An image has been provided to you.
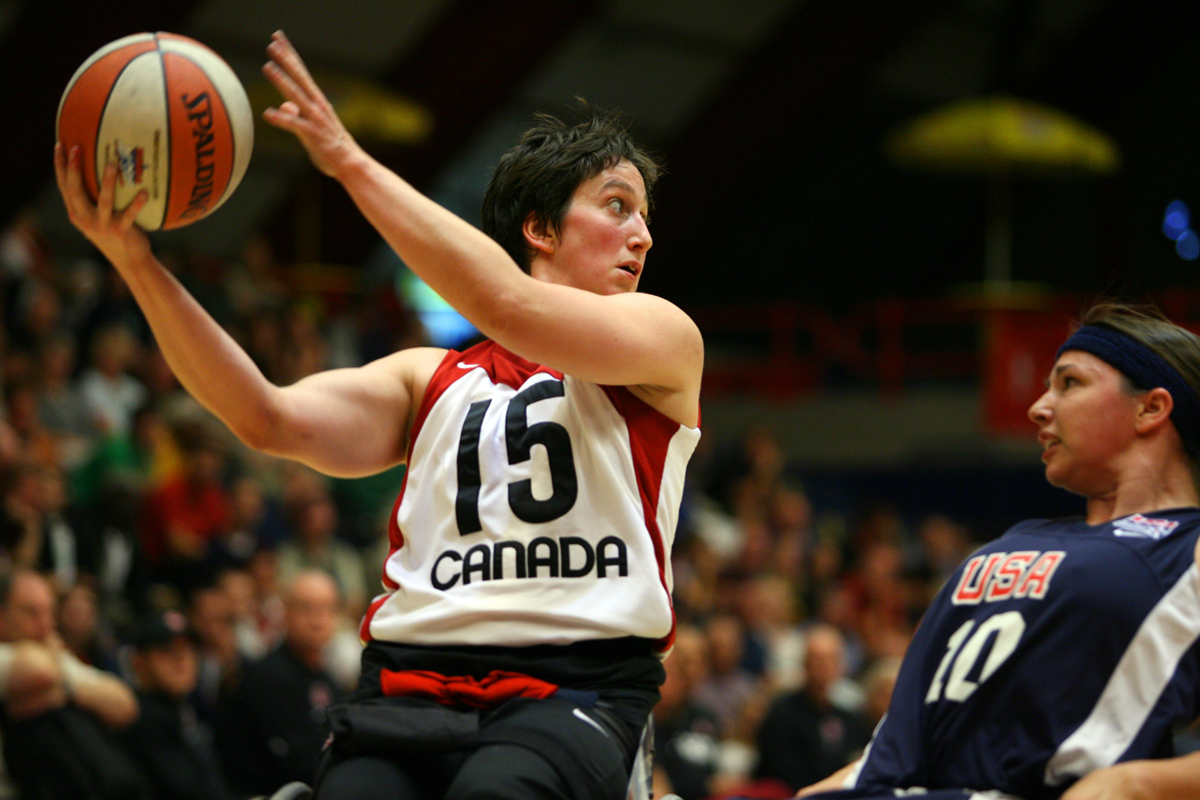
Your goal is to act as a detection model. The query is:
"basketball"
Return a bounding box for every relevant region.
[56,32,254,231]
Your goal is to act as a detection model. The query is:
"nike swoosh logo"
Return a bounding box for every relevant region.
[573,708,609,737]
[457,362,480,369]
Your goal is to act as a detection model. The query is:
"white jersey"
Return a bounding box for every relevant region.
[361,341,701,651]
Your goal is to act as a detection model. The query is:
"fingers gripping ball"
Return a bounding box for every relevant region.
[57,32,253,230]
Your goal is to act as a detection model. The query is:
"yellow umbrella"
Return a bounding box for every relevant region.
[246,71,433,154]
[887,95,1119,287]
[888,95,1118,176]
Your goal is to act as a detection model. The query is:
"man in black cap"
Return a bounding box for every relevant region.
[123,608,231,800]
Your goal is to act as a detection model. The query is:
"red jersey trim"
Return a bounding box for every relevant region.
[601,384,683,652]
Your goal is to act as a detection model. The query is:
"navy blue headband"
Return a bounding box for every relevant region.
[1057,325,1200,457]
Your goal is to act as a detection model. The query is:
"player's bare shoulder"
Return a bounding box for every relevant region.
[370,346,450,415]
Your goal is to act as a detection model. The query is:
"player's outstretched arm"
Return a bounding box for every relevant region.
[54,143,438,477]
[262,33,702,425]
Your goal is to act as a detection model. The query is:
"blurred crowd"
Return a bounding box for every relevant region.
[0,211,987,800]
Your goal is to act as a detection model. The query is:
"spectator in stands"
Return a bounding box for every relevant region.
[0,568,143,800]
[218,566,273,660]
[753,623,871,793]
[275,484,367,621]
[57,580,119,674]
[34,333,95,470]
[859,656,901,731]
[0,460,46,569]
[740,573,806,692]
[123,608,230,800]
[187,581,244,722]
[6,378,60,467]
[79,321,146,438]
[216,569,345,796]
[907,513,974,605]
[653,624,721,800]
[693,612,764,737]
[34,461,89,591]
[139,419,232,593]
[80,476,151,630]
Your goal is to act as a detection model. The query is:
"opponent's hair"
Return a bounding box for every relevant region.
[1078,303,1200,399]
[481,101,662,273]
[1078,302,1200,479]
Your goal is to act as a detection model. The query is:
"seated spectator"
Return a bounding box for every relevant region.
[275,484,367,621]
[693,612,764,737]
[216,569,345,796]
[57,580,120,674]
[0,461,46,569]
[217,566,272,660]
[139,419,232,594]
[187,581,245,722]
[122,609,230,800]
[752,623,871,793]
[859,656,901,731]
[79,322,147,440]
[34,333,96,470]
[653,624,721,800]
[0,568,144,800]
[78,476,151,632]
[35,461,90,591]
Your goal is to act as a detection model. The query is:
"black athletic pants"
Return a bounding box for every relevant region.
[316,696,639,800]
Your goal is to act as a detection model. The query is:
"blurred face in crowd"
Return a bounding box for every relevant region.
[284,571,340,665]
[218,569,257,621]
[656,645,690,719]
[0,571,56,643]
[134,636,199,700]
[705,614,745,676]
[297,496,337,546]
[804,625,845,704]
[57,583,98,647]
[189,586,237,659]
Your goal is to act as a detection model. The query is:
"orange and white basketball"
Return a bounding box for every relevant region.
[57,32,254,231]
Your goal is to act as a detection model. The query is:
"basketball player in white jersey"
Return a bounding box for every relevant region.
[56,30,702,800]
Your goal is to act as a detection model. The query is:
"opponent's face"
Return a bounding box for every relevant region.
[1028,351,1141,496]
[531,160,652,295]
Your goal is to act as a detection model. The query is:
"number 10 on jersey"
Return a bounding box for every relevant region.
[925,611,1026,704]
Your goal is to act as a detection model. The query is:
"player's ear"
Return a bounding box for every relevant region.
[1135,387,1174,435]
[523,212,556,255]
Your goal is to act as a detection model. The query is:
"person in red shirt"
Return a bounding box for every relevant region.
[140,420,231,592]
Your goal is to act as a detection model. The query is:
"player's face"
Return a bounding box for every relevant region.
[1028,351,1142,496]
[533,160,652,295]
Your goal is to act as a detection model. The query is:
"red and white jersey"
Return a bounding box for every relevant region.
[361,341,701,652]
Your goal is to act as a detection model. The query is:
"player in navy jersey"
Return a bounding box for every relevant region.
[56,30,702,800]
[790,303,1200,800]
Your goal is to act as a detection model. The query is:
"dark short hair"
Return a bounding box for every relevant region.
[481,102,662,273]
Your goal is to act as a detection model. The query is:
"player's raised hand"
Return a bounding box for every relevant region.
[262,31,362,178]
[53,143,151,268]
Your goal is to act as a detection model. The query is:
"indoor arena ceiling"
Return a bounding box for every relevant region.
[3,0,1199,308]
